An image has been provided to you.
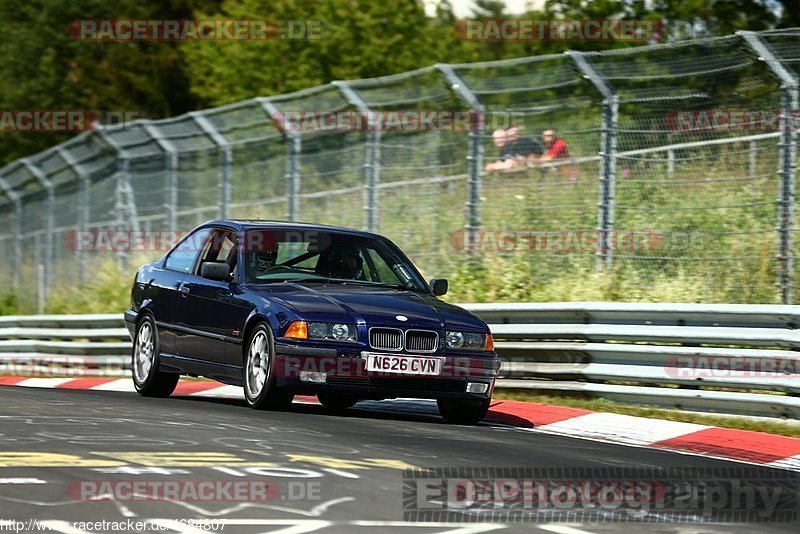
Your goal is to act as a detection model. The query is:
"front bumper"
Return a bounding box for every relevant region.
[123,309,138,340]
[273,345,500,400]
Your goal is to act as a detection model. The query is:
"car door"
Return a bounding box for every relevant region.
[175,227,250,374]
[157,226,213,356]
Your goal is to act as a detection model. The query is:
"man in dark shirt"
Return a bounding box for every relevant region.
[485,127,544,172]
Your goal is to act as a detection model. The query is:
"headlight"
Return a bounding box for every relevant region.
[446,331,486,350]
[308,322,357,342]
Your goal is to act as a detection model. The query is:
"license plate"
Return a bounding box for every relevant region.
[364,353,443,376]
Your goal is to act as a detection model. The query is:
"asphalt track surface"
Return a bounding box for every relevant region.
[0,385,797,533]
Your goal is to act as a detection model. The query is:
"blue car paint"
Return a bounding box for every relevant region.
[125,220,500,401]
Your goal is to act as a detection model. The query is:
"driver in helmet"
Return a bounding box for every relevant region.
[325,245,363,280]
[249,245,279,279]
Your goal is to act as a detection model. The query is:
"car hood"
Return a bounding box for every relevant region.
[254,283,488,332]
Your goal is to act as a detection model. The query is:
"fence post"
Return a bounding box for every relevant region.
[570,51,618,272]
[95,129,140,271]
[740,31,798,304]
[0,178,21,288]
[142,123,179,231]
[22,160,53,305]
[436,64,484,255]
[259,99,301,221]
[286,133,301,221]
[333,81,380,232]
[191,112,231,219]
[58,147,91,285]
[667,149,675,177]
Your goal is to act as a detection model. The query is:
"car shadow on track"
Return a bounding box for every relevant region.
[169,394,534,428]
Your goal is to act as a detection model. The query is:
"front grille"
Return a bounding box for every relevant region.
[405,330,438,353]
[369,328,403,351]
[328,377,372,388]
[370,377,464,392]
[327,376,465,393]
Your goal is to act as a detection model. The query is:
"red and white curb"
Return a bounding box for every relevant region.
[2,376,800,472]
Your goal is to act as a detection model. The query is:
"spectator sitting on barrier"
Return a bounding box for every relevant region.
[536,129,569,163]
[484,126,544,173]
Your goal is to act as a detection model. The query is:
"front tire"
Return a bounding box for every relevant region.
[132,314,179,397]
[437,398,490,425]
[243,323,294,410]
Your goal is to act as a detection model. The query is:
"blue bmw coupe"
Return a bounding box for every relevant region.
[125,220,500,424]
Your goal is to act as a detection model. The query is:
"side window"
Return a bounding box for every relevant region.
[165,228,212,273]
[198,229,237,271]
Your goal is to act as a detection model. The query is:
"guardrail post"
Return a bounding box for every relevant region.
[22,160,53,307]
[333,81,380,232]
[142,123,179,231]
[740,31,798,304]
[57,147,91,285]
[259,99,301,221]
[436,64,485,256]
[191,112,231,219]
[0,178,22,289]
[570,51,618,272]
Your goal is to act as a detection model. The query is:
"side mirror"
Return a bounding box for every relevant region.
[429,278,448,296]
[200,261,231,282]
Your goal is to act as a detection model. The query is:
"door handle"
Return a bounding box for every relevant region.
[179,285,190,295]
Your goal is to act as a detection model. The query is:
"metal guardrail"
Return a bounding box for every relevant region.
[0,314,130,376]
[1,304,799,419]
[461,303,800,419]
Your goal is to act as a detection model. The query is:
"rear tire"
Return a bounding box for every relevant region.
[437,398,490,425]
[317,393,358,410]
[243,323,294,410]
[132,314,179,397]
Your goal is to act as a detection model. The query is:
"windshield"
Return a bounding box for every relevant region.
[243,229,428,292]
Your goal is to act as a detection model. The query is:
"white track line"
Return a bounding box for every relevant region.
[539,526,595,534]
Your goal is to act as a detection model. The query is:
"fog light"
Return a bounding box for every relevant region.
[300,371,327,384]
[466,382,489,394]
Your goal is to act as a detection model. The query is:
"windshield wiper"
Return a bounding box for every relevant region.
[287,277,348,284]
[369,282,423,292]
[288,278,422,292]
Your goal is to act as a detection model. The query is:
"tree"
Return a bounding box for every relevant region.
[181,0,453,105]
[0,0,205,165]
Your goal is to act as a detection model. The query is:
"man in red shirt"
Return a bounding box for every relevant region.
[537,129,569,162]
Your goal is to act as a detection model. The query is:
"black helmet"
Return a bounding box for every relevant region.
[251,246,279,276]
[326,245,363,279]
